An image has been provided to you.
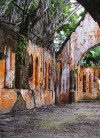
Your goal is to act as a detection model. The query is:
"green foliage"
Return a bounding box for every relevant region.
[49,0,67,21]
[0,0,84,52]
[16,35,27,67]
[0,0,5,5]
[80,46,100,67]
[60,5,71,22]
[54,31,66,51]
[1,0,13,14]
[57,13,79,35]
[50,0,65,10]
[54,4,83,52]
[28,0,39,13]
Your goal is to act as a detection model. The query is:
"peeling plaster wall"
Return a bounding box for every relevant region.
[0,89,17,114]
[76,66,100,101]
[0,60,5,89]
[57,13,100,103]
[0,38,55,114]
[5,47,15,88]
[0,25,17,114]
[61,64,70,94]
[0,23,55,114]
[74,14,100,66]
[0,39,55,113]
[24,40,55,108]
[57,61,70,103]
[58,13,100,68]
[0,54,16,114]
[14,41,55,110]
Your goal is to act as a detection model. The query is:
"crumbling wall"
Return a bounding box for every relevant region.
[0,52,16,114]
[21,40,55,108]
[0,21,55,114]
[56,13,100,103]
[0,25,17,114]
[76,66,100,101]
[74,14,100,66]
[0,40,55,113]
[56,43,71,103]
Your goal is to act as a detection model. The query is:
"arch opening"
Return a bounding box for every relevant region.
[76,44,100,101]
[78,44,100,67]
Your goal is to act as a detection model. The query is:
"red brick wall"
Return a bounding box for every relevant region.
[0,39,55,114]
[21,40,55,108]
[0,53,16,114]
[76,66,100,101]
[56,13,100,103]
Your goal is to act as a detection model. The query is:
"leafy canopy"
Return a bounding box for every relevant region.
[0,0,83,49]
[80,46,100,67]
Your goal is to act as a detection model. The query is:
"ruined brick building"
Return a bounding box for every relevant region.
[56,13,100,103]
[0,13,100,114]
[77,66,100,101]
[0,23,55,114]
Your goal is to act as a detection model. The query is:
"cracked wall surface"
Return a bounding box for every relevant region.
[76,66,100,101]
[0,26,17,113]
[21,40,55,109]
[57,13,100,103]
[0,13,100,113]
[0,31,55,113]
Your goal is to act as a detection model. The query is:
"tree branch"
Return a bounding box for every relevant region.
[0,19,16,26]
[47,0,70,33]
[30,7,49,27]
[12,1,25,13]
[54,4,81,30]
[63,5,81,25]
[30,29,42,40]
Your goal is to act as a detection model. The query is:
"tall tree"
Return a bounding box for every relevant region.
[0,0,81,47]
[0,0,83,88]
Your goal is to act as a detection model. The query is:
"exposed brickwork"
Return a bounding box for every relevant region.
[0,24,17,114]
[57,13,100,68]
[0,51,16,113]
[0,60,5,89]
[56,62,70,103]
[0,89,17,114]
[76,66,100,101]
[0,38,55,113]
[0,13,100,114]
[5,47,15,88]
[25,40,55,107]
[57,13,100,103]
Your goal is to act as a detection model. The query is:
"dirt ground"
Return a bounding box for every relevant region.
[0,101,100,138]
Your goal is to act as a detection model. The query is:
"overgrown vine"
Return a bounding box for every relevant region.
[16,35,27,67]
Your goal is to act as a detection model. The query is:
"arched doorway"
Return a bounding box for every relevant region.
[77,45,100,100]
[56,13,100,103]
